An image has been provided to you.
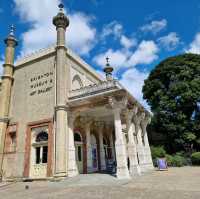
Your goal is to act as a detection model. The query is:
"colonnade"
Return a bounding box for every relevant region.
[67,98,153,179]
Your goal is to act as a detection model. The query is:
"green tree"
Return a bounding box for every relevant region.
[143,54,200,153]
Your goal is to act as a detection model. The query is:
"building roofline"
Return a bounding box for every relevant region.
[15,45,104,81]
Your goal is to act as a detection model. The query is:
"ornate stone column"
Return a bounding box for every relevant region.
[126,107,141,177]
[133,110,146,172]
[84,119,93,173]
[97,122,106,171]
[109,97,130,179]
[67,113,78,177]
[0,26,18,177]
[141,113,154,171]
[107,124,115,160]
[53,4,70,177]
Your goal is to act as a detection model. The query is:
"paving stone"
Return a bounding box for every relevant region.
[0,167,199,199]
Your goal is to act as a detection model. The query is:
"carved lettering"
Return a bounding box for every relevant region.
[29,71,54,96]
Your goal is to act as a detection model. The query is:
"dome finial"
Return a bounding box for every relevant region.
[10,24,15,36]
[58,3,64,12]
[103,57,113,81]
[4,24,18,46]
[106,57,109,65]
[53,2,69,29]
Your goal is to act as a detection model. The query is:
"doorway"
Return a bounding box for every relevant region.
[91,134,98,172]
[30,130,48,178]
[74,132,83,173]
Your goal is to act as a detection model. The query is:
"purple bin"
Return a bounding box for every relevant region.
[157,158,168,170]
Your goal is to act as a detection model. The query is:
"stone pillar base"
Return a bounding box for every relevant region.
[101,165,106,171]
[115,142,130,179]
[68,169,78,177]
[116,166,130,179]
[130,165,141,177]
[87,167,94,173]
[53,172,67,178]
[144,163,154,171]
[68,147,78,177]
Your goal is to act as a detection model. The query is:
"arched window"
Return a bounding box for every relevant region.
[36,131,48,142]
[34,131,48,164]
[72,75,83,90]
[74,132,82,142]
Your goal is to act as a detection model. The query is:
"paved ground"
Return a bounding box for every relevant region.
[0,167,200,199]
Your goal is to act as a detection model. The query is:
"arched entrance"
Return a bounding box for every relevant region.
[30,130,48,178]
[74,131,83,173]
[91,134,98,172]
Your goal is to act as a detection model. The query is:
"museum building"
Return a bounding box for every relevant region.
[0,4,153,181]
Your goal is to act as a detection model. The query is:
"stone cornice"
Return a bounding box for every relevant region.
[1,75,14,81]
[55,45,67,50]
[69,80,121,100]
[0,117,10,123]
[3,63,14,68]
[55,105,69,112]
[15,45,56,67]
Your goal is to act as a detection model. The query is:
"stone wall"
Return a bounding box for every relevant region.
[3,54,55,178]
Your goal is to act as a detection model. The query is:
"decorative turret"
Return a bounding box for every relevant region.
[53,4,69,29]
[4,25,18,48]
[0,25,18,178]
[53,3,69,47]
[104,57,113,81]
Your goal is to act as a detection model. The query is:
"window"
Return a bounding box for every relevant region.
[35,131,48,164]
[78,146,82,161]
[10,132,16,152]
[42,146,48,163]
[36,147,40,164]
[36,131,48,142]
[74,132,82,142]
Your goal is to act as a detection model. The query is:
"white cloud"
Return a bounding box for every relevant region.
[67,13,96,55]
[120,68,149,108]
[120,35,137,49]
[127,40,159,67]
[140,19,167,34]
[93,40,159,71]
[187,33,200,54]
[158,32,180,50]
[93,49,128,70]
[101,21,123,39]
[14,0,96,56]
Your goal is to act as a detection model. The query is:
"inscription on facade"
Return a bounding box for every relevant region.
[29,72,54,96]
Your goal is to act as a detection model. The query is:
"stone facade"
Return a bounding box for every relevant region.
[0,5,153,181]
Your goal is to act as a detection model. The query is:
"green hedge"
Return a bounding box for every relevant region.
[151,146,187,167]
[165,154,173,166]
[191,152,200,165]
[151,146,166,160]
[172,154,187,167]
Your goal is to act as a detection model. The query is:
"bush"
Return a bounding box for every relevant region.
[172,154,187,167]
[151,146,166,160]
[191,152,200,165]
[165,154,173,166]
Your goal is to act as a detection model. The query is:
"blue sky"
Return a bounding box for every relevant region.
[1,0,200,107]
